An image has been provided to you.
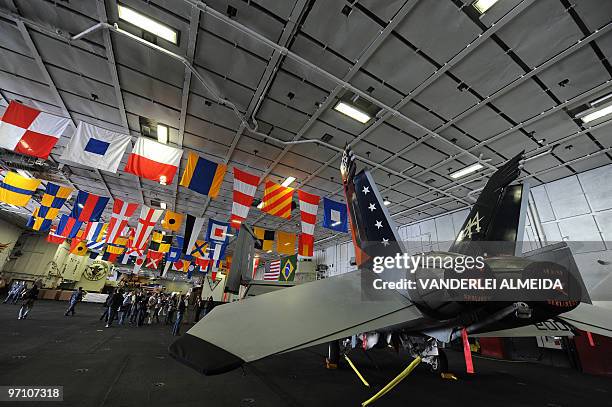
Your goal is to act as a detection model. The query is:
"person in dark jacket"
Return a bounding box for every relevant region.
[18,283,39,320]
[105,289,124,328]
[138,294,149,327]
[99,289,113,322]
[194,296,203,322]
[65,287,84,316]
[165,293,176,325]
[172,295,186,336]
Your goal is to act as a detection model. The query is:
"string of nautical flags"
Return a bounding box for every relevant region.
[0,99,355,274]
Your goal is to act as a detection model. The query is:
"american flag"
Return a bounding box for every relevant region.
[263,260,281,281]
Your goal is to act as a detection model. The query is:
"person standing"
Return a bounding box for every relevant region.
[65,287,84,316]
[100,290,113,322]
[172,295,186,336]
[194,296,203,322]
[137,293,148,327]
[118,291,132,325]
[147,293,157,324]
[130,291,141,325]
[105,289,124,328]
[204,296,214,317]
[17,283,39,320]
[153,294,162,324]
[159,294,168,318]
[165,294,176,325]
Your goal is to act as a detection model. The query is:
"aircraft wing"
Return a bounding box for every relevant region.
[169,270,425,375]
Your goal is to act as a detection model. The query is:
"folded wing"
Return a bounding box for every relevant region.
[169,270,424,375]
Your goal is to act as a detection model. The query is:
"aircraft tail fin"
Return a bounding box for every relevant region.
[449,152,525,256]
[341,147,403,267]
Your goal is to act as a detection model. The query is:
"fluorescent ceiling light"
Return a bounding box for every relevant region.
[118,4,178,44]
[281,176,296,187]
[160,202,167,209]
[334,102,371,124]
[332,221,341,226]
[224,233,234,237]
[231,219,242,223]
[590,93,612,107]
[157,124,168,144]
[450,163,484,179]
[580,104,612,123]
[472,0,499,14]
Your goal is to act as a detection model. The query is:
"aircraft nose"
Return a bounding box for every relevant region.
[169,333,245,375]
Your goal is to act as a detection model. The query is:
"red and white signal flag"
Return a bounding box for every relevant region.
[105,199,139,244]
[131,205,164,250]
[124,137,182,184]
[229,167,260,227]
[297,190,320,258]
[0,101,70,159]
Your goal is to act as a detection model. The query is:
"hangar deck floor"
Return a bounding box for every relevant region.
[1,300,610,407]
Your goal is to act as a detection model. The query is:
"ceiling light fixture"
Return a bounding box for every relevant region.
[157,124,168,144]
[472,0,499,14]
[332,221,341,226]
[383,198,391,206]
[579,103,612,123]
[257,202,264,209]
[450,163,484,179]
[117,4,178,44]
[160,202,167,209]
[231,219,242,224]
[589,93,612,107]
[281,176,296,187]
[334,101,371,123]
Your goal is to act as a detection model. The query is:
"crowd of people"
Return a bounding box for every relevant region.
[3,280,214,336]
[97,289,214,336]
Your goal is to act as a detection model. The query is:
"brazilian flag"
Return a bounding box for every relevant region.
[279,254,297,282]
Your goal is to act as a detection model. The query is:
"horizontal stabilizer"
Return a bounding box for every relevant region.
[169,271,424,375]
[471,319,575,338]
[559,303,612,338]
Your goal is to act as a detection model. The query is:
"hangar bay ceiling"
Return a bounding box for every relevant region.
[0,0,611,254]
